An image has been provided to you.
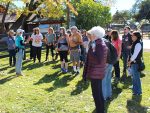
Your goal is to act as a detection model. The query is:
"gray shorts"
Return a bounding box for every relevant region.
[70,49,80,62]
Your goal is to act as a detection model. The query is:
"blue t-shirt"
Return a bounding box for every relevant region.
[15,35,25,49]
[1,36,16,50]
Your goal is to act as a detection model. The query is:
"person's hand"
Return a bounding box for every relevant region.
[128,61,132,67]
[127,46,132,49]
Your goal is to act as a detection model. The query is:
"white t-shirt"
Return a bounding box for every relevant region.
[31,33,43,47]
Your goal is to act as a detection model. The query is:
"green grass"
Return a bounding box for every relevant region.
[0,51,150,113]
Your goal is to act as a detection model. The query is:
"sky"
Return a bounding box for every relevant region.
[13,0,136,15]
[111,0,136,15]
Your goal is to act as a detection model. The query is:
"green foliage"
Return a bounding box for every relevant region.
[112,10,132,24]
[134,0,150,22]
[76,0,111,30]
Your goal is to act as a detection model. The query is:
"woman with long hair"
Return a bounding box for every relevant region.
[31,27,43,63]
[45,27,56,61]
[57,27,69,73]
[111,30,122,82]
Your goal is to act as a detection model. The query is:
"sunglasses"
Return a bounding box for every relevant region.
[124,29,127,30]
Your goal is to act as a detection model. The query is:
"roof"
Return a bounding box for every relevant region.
[31,17,65,24]
[0,14,16,23]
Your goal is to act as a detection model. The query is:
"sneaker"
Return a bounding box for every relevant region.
[65,69,68,73]
[61,68,65,73]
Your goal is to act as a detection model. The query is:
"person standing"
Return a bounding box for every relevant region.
[104,29,112,42]
[45,27,56,61]
[15,29,28,76]
[128,31,142,95]
[83,26,108,113]
[57,27,69,73]
[111,30,122,82]
[122,26,132,77]
[81,29,89,64]
[0,30,16,67]
[68,26,82,73]
[31,27,43,63]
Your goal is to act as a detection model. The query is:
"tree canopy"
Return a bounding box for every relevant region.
[75,0,111,30]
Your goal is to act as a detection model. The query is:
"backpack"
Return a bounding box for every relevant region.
[103,39,118,65]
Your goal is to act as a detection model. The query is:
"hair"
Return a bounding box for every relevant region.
[111,30,119,41]
[60,27,66,36]
[35,27,40,35]
[88,26,105,39]
[7,30,15,37]
[124,26,131,31]
[67,30,71,36]
[48,27,54,34]
[132,31,142,41]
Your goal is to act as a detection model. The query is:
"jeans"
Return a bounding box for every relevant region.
[15,49,24,74]
[91,79,104,113]
[8,49,16,66]
[113,61,120,78]
[122,51,129,73]
[131,64,142,94]
[102,64,113,100]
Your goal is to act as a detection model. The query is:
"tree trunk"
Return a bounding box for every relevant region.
[0,2,10,34]
[67,0,70,29]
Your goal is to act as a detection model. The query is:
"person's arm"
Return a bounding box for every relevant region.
[118,40,122,59]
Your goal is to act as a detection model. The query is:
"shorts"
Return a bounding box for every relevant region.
[70,49,80,62]
[59,51,68,62]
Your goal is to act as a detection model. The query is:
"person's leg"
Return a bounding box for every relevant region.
[45,45,49,61]
[32,46,36,63]
[122,52,128,76]
[59,51,64,70]
[8,50,13,66]
[91,79,104,113]
[114,61,120,79]
[70,50,77,72]
[64,51,69,72]
[131,64,142,95]
[15,49,23,74]
[76,51,81,73]
[12,50,16,66]
[107,64,113,98]
[37,47,42,62]
[23,48,26,60]
[50,45,54,60]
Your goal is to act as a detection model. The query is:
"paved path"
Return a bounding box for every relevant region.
[143,39,150,50]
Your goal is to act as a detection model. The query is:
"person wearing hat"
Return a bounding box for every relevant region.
[15,29,29,76]
[0,30,16,67]
[68,26,83,73]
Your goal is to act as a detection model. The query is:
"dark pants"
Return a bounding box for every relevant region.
[8,50,16,66]
[46,44,54,60]
[30,45,33,59]
[91,79,104,113]
[122,51,130,73]
[113,61,120,78]
[33,46,42,63]
[59,51,68,62]
[23,47,26,60]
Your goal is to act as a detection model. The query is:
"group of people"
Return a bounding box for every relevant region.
[0,25,144,113]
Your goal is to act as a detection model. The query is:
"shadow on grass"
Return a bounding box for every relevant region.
[0,75,18,84]
[0,66,10,71]
[140,72,146,78]
[126,95,148,113]
[71,80,90,95]
[34,71,61,85]
[45,74,76,92]
[105,76,132,113]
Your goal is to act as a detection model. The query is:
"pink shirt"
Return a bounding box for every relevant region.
[112,38,122,56]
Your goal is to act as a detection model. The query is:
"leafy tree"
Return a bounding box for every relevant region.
[134,0,150,22]
[75,0,111,30]
[112,10,132,24]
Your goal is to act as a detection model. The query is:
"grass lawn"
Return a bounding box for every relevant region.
[0,51,150,113]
